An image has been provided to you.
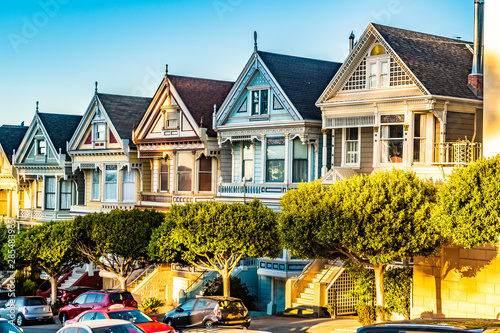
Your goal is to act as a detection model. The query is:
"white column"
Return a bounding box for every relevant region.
[41,176,46,210]
[373,127,379,168]
[284,134,290,184]
[55,178,61,211]
[331,130,335,168]
[261,135,266,184]
[321,130,328,176]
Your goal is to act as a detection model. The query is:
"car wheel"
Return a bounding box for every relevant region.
[204,320,214,328]
[15,314,25,326]
[61,313,68,325]
[165,318,174,328]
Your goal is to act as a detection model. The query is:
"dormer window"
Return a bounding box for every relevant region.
[367,44,390,89]
[95,123,105,141]
[251,90,268,115]
[37,140,46,155]
[165,110,178,129]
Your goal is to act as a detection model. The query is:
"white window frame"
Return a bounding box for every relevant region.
[342,127,361,167]
[248,87,270,116]
[60,180,73,210]
[91,169,100,201]
[37,139,46,155]
[159,158,170,192]
[104,164,118,201]
[122,168,135,202]
[366,50,390,90]
[164,109,179,129]
[92,121,106,149]
[176,152,193,193]
[412,113,427,164]
[241,142,254,182]
[379,115,405,165]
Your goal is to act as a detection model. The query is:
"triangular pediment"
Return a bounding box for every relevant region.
[68,95,124,152]
[215,54,301,127]
[134,76,201,142]
[14,115,59,166]
[318,24,429,104]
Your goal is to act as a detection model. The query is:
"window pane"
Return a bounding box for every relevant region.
[251,91,259,115]
[91,170,100,200]
[199,173,212,192]
[260,90,268,114]
[380,74,388,87]
[243,160,253,182]
[346,142,359,164]
[237,97,247,113]
[381,139,404,163]
[292,159,308,183]
[370,62,377,74]
[267,139,285,159]
[105,170,117,182]
[369,75,377,88]
[178,174,192,191]
[60,180,72,210]
[346,128,358,141]
[293,139,308,159]
[123,170,135,202]
[45,177,56,210]
[177,153,192,172]
[266,160,285,182]
[199,158,212,172]
[381,61,389,74]
[105,183,117,200]
[273,95,284,110]
[160,159,169,192]
[381,125,403,139]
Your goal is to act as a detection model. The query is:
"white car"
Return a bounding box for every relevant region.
[57,319,145,333]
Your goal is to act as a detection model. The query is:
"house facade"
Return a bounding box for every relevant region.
[317,23,483,184]
[132,72,233,210]
[12,110,83,226]
[213,43,342,314]
[67,88,151,215]
[0,124,28,223]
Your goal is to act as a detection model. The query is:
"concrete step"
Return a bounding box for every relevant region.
[295,298,314,305]
[299,293,314,300]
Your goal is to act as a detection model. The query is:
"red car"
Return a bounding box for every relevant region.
[60,286,93,304]
[58,290,137,324]
[65,305,175,333]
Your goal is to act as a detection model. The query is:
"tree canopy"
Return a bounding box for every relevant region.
[433,156,500,248]
[72,208,164,289]
[280,169,443,310]
[149,199,282,297]
[16,220,85,303]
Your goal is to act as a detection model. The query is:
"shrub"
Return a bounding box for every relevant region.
[139,297,165,314]
[384,267,412,319]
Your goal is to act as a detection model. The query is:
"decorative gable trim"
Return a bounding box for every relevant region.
[215,53,302,127]
[317,24,429,104]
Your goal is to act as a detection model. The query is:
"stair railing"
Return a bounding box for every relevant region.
[293,260,314,290]
[129,264,157,288]
[184,269,208,294]
[317,263,335,284]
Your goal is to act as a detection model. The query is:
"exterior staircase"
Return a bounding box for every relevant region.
[292,262,340,308]
[127,265,157,292]
[59,269,86,289]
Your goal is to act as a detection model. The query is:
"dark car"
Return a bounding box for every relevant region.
[60,286,93,304]
[163,296,250,329]
[357,318,500,333]
[58,290,137,324]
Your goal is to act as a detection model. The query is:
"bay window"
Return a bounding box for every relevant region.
[45,177,56,210]
[251,90,269,115]
[105,165,118,201]
[198,157,212,192]
[292,139,308,183]
[345,128,359,165]
[160,159,169,192]
[242,142,253,182]
[266,138,285,182]
[60,180,72,210]
[413,114,426,163]
[380,115,404,164]
[177,153,193,192]
[91,170,100,200]
[122,169,135,202]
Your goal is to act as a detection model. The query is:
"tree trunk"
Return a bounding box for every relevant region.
[373,263,386,322]
[50,275,58,305]
[222,273,230,297]
[118,275,127,290]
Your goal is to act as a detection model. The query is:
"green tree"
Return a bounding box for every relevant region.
[202,276,257,310]
[150,199,282,297]
[434,156,500,248]
[384,267,412,319]
[281,170,443,312]
[72,209,164,290]
[16,221,84,304]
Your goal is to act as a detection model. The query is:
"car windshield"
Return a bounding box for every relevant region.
[109,293,134,303]
[108,310,152,324]
[26,298,47,306]
[93,323,144,333]
[218,300,244,310]
[0,321,21,333]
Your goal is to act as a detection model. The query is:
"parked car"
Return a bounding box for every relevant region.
[60,286,93,304]
[163,296,250,330]
[0,296,53,326]
[0,318,23,332]
[357,318,500,333]
[65,305,175,333]
[58,290,137,324]
[57,319,145,333]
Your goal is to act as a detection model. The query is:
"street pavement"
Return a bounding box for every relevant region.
[21,316,361,333]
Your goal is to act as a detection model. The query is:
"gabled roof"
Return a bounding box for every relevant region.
[258,51,342,120]
[168,75,234,136]
[97,93,152,142]
[0,125,29,163]
[38,113,82,156]
[372,23,477,99]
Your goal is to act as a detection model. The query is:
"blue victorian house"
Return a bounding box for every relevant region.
[213,33,341,314]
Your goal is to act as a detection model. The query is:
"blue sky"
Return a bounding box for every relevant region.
[1,0,475,126]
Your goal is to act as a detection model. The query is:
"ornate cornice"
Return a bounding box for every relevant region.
[138,142,206,151]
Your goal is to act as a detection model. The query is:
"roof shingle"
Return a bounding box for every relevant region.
[38,113,82,158]
[0,125,29,163]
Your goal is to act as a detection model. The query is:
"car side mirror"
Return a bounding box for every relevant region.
[175,308,183,312]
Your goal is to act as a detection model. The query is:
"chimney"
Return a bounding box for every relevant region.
[349,31,355,53]
[468,0,484,98]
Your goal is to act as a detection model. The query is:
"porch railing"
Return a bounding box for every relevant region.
[432,141,482,166]
[218,183,289,195]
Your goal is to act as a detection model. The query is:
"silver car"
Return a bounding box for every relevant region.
[0,296,53,326]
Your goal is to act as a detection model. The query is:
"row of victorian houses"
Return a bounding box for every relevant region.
[0,15,487,318]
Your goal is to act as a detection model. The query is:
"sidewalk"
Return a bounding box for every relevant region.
[249,315,361,333]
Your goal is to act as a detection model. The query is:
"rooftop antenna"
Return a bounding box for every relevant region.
[36,101,39,113]
[254,31,258,52]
